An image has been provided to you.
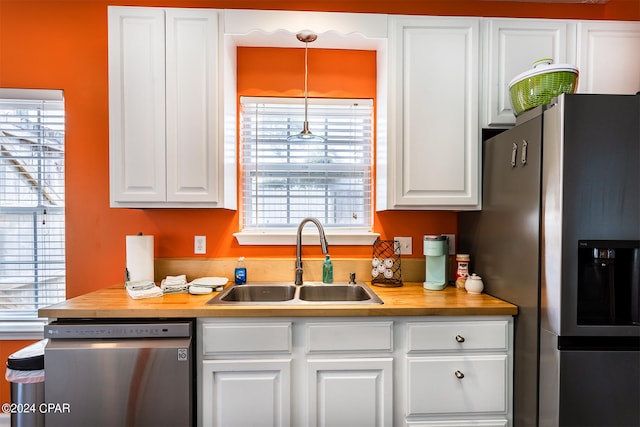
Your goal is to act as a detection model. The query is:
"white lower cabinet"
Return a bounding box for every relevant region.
[200,321,292,426]
[198,316,513,427]
[201,359,291,427]
[404,319,513,426]
[307,358,393,427]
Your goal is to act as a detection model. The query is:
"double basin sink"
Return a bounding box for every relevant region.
[207,282,384,305]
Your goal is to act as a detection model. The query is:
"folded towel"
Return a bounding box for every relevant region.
[162,275,187,285]
[162,285,189,294]
[126,281,163,299]
[161,275,189,294]
[161,285,189,294]
[125,280,156,290]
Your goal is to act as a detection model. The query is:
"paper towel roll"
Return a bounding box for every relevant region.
[126,235,154,282]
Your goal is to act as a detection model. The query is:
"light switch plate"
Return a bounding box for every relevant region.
[394,237,412,255]
[194,236,206,254]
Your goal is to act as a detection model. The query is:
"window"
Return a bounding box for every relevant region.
[239,97,373,238]
[0,89,65,333]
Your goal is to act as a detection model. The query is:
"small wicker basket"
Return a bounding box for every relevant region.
[371,239,402,287]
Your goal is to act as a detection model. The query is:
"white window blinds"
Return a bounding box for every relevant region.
[240,97,373,230]
[0,89,65,322]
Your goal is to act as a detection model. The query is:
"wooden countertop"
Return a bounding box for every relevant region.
[39,282,517,318]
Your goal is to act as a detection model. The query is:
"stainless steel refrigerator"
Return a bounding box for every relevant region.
[459,93,640,426]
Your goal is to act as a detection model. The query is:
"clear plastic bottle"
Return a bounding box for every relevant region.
[322,255,333,284]
[234,257,247,285]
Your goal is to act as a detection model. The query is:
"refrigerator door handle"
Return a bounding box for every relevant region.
[521,140,528,165]
[511,142,518,167]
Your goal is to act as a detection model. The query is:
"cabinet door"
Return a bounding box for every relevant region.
[307,358,392,427]
[202,359,291,427]
[577,21,640,94]
[108,7,166,204]
[387,16,480,209]
[483,19,575,127]
[165,9,220,203]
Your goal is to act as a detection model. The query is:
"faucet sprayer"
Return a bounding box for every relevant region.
[295,217,329,285]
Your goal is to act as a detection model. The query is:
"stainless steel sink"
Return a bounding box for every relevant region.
[298,284,371,302]
[206,282,383,305]
[218,285,296,302]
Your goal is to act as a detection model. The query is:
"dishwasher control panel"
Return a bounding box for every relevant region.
[45,321,191,339]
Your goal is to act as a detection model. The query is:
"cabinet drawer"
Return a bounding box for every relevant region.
[406,420,507,426]
[202,322,291,355]
[407,355,508,416]
[306,321,393,353]
[407,321,508,352]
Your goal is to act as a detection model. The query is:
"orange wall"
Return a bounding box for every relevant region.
[0,0,637,403]
[238,47,377,98]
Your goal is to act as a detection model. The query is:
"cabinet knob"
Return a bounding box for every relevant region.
[454,370,465,379]
[455,334,465,343]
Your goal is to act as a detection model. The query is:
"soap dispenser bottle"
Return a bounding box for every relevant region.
[322,255,333,284]
[234,257,247,285]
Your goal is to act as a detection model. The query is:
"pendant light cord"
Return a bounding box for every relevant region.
[287,32,325,142]
[304,40,309,125]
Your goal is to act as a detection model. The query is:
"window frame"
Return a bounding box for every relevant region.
[234,96,379,246]
[0,88,65,338]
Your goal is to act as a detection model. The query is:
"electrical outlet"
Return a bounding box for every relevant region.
[444,234,456,255]
[194,236,206,254]
[394,236,412,255]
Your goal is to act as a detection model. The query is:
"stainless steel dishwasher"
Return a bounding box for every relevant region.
[44,319,194,427]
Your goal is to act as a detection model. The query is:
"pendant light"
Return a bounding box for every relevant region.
[287,32,326,142]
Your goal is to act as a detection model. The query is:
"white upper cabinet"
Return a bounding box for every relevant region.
[482,19,576,127]
[165,9,221,204]
[107,7,639,211]
[108,7,165,205]
[577,21,640,95]
[381,16,480,210]
[108,7,234,208]
[483,19,640,127]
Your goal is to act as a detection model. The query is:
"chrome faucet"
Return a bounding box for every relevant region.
[295,217,329,285]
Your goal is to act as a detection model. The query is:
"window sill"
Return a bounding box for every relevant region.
[234,230,380,246]
[0,321,45,340]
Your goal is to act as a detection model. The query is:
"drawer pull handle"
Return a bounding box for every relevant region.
[455,370,465,379]
[455,335,465,343]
